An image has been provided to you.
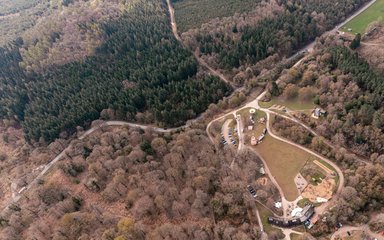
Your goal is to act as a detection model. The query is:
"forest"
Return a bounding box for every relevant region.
[266,33,384,159]
[0,0,51,47]
[0,0,231,143]
[0,126,283,239]
[173,0,262,32]
[183,0,370,71]
[0,0,41,15]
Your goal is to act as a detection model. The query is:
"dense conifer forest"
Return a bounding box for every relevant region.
[0,0,231,143]
[184,0,370,70]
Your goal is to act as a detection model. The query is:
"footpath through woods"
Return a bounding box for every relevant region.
[166,0,238,88]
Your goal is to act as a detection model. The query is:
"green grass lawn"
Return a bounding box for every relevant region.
[236,107,266,119]
[254,135,317,201]
[341,0,384,34]
[297,198,321,208]
[317,159,340,186]
[174,0,261,32]
[238,108,267,145]
[259,97,315,111]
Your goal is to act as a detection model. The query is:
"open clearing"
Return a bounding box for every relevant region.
[254,135,317,201]
[341,0,384,34]
[173,0,261,32]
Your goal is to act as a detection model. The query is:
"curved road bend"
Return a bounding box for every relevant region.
[3,0,375,221]
[264,112,344,213]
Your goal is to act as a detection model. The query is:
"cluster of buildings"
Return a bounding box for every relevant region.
[268,204,315,228]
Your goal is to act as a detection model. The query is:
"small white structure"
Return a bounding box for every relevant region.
[291,207,303,217]
[316,197,328,203]
[259,167,265,175]
[249,108,256,114]
[248,125,254,130]
[275,202,282,209]
[258,134,265,142]
[251,136,257,146]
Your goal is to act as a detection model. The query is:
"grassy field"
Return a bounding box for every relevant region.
[254,135,317,201]
[341,0,384,34]
[173,0,261,32]
[255,202,283,235]
[259,97,315,111]
[238,108,267,145]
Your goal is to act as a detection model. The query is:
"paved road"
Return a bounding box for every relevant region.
[222,118,234,146]
[206,52,346,237]
[254,207,269,240]
[334,0,378,32]
[2,120,182,213]
[263,112,345,218]
[3,0,375,228]
[249,147,288,217]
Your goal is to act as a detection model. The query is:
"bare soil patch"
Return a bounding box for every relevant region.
[301,178,335,202]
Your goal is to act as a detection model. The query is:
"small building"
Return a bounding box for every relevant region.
[316,197,328,203]
[248,125,254,131]
[275,202,282,209]
[308,215,319,229]
[268,204,315,228]
[259,167,265,175]
[258,134,265,142]
[262,128,267,135]
[312,107,326,119]
[251,136,257,146]
[259,117,266,124]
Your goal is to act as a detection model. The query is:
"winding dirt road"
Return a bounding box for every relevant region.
[3,0,376,231]
[166,0,233,86]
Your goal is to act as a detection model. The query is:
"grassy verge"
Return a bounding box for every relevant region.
[317,159,340,186]
[255,202,283,235]
[341,0,384,34]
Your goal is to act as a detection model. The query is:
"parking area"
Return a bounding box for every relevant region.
[221,118,238,147]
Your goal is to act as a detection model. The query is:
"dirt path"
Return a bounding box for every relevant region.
[166,0,234,86]
[361,41,384,47]
[249,147,288,217]
[206,56,347,231]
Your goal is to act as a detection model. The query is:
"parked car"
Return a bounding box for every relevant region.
[247,185,257,198]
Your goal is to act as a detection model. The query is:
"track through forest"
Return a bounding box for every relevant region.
[2,1,378,234]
